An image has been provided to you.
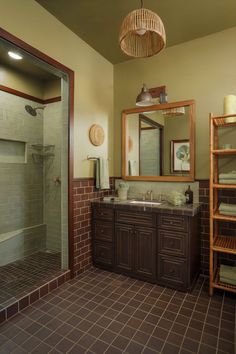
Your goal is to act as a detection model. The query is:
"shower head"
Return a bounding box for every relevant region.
[25,105,45,116]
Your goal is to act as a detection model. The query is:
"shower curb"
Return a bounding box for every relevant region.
[0,269,71,325]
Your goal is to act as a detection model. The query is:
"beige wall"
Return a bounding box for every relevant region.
[114,27,236,179]
[0,0,114,178]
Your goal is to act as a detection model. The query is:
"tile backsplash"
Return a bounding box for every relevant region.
[115,180,199,203]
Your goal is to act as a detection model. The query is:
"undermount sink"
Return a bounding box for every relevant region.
[128,200,162,206]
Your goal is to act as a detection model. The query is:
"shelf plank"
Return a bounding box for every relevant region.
[212,149,236,155]
[213,184,236,189]
[212,114,236,127]
[213,211,236,222]
[213,236,236,254]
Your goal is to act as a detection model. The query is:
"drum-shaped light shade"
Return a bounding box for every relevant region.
[119,8,166,58]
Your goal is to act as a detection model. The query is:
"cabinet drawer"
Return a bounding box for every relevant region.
[116,210,156,227]
[159,214,188,232]
[93,207,113,221]
[159,229,187,257]
[158,255,187,288]
[94,221,113,242]
[93,242,113,265]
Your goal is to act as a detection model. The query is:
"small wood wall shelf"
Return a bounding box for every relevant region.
[209,113,236,296]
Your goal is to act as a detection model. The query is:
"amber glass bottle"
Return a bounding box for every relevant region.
[185,185,193,204]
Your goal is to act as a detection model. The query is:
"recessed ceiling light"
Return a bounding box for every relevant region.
[8,51,23,60]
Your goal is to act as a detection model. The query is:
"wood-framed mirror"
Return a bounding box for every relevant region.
[122,100,195,182]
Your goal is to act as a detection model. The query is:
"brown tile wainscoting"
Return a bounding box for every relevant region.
[72,177,116,277]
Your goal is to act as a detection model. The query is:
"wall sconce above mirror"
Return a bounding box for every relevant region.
[122,100,195,182]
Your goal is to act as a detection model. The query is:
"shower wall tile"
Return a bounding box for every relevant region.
[0,225,46,266]
[0,91,44,246]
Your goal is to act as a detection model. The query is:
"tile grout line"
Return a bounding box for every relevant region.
[215,292,225,354]
[176,277,207,354]
[195,283,212,354]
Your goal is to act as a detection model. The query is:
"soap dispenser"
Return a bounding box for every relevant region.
[185,185,193,204]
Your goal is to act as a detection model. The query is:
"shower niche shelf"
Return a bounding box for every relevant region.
[31,144,55,162]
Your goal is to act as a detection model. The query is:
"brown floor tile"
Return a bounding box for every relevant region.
[89,339,109,354]
[0,268,235,354]
[132,330,150,345]
[162,342,179,354]
[112,335,130,350]
[125,340,144,353]
[182,337,199,353]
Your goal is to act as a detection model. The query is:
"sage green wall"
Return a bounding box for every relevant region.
[0,0,114,178]
[114,27,236,179]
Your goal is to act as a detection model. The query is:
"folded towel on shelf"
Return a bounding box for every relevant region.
[219,202,236,212]
[220,277,236,286]
[219,210,236,216]
[129,160,137,176]
[219,171,236,179]
[219,179,236,184]
[96,157,110,190]
[219,264,236,285]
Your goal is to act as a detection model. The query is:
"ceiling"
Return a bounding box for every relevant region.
[35,0,236,64]
[0,39,58,81]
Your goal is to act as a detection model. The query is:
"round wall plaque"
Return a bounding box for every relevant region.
[89,124,105,146]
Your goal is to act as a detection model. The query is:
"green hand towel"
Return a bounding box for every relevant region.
[220,264,236,281]
[219,210,236,216]
[96,159,101,189]
[219,171,236,179]
[219,202,236,212]
[220,277,236,286]
[219,179,236,184]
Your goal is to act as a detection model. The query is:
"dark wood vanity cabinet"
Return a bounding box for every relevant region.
[115,220,156,281]
[157,214,200,291]
[115,210,156,281]
[92,207,114,269]
[92,203,200,292]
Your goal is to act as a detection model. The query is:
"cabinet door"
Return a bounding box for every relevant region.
[115,224,133,273]
[158,255,187,289]
[135,227,156,280]
[93,242,113,267]
[94,221,113,242]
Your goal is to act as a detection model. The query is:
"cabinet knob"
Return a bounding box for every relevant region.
[169,268,175,275]
[101,229,104,233]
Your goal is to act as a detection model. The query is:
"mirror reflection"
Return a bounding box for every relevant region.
[123,100,195,181]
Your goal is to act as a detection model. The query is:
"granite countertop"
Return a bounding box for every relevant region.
[91,199,202,216]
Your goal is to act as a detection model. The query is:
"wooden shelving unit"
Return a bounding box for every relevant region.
[209,113,236,295]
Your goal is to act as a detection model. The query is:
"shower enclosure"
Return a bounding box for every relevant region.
[0,37,70,309]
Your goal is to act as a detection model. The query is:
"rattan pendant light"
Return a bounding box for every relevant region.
[119,0,166,58]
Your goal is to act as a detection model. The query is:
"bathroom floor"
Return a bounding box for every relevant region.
[0,251,62,309]
[0,267,235,354]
